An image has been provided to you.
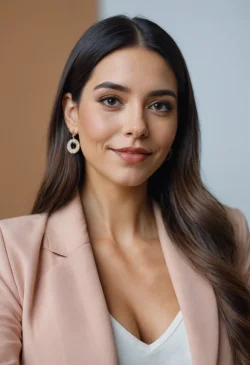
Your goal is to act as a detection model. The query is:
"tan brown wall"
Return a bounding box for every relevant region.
[0,1,98,219]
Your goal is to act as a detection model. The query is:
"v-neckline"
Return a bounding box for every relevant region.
[109,310,183,352]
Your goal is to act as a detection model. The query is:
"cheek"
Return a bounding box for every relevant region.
[78,113,115,143]
[153,119,178,151]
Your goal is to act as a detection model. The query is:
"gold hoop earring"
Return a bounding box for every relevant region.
[67,133,80,154]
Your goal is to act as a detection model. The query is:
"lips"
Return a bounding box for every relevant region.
[112,150,151,163]
[112,147,150,154]
[123,151,144,154]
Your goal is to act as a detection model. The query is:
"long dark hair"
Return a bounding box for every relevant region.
[31,15,250,363]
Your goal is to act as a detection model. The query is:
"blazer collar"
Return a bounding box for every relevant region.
[42,189,223,365]
[43,190,90,256]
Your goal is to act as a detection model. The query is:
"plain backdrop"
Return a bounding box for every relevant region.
[99,0,250,221]
[0,1,97,218]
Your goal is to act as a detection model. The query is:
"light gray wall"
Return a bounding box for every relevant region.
[99,1,250,221]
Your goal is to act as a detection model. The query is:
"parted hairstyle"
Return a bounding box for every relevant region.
[31,15,250,363]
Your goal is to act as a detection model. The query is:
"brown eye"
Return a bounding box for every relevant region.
[99,95,121,108]
[150,101,173,112]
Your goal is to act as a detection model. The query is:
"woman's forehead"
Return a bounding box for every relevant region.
[86,47,177,93]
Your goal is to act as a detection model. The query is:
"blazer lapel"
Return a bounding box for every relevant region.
[42,191,220,365]
[152,201,219,365]
[42,191,118,365]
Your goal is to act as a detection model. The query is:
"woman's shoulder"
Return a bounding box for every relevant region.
[223,204,250,286]
[0,212,50,304]
[0,211,48,241]
[0,212,49,262]
[223,204,249,238]
[0,211,47,224]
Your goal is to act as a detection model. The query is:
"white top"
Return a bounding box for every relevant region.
[110,310,193,365]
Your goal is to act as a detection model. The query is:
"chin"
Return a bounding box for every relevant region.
[107,173,150,187]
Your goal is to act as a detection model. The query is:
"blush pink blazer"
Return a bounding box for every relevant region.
[0,190,249,365]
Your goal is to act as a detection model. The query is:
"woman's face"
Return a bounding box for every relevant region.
[63,46,178,187]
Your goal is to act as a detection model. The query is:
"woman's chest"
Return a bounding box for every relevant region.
[91,239,180,345]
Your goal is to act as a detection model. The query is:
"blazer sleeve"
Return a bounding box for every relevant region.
[0,227,22,364]
[234,208,250,289]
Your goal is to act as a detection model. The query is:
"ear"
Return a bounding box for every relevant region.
[62,93,79,135]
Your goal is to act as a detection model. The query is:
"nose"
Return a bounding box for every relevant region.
[121,109,149,139]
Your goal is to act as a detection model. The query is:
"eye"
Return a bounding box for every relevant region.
[149,101,173,113]
[99,95,122,109]
[98,96,174,113]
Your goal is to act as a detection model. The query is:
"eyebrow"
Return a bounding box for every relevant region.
[93,81,177,99]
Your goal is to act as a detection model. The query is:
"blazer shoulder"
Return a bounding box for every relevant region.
[0,212,48,244]
[223,204,249,241]
[224,204,250,286]
[0,212,49,304]
[0,212,49,273]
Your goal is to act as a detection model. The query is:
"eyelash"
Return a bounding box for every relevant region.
[98,95,174,113]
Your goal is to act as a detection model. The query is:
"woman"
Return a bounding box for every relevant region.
[0,15,249,365]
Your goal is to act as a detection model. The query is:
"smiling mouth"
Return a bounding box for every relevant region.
[122,151,146,154]
[112,149,151,163]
